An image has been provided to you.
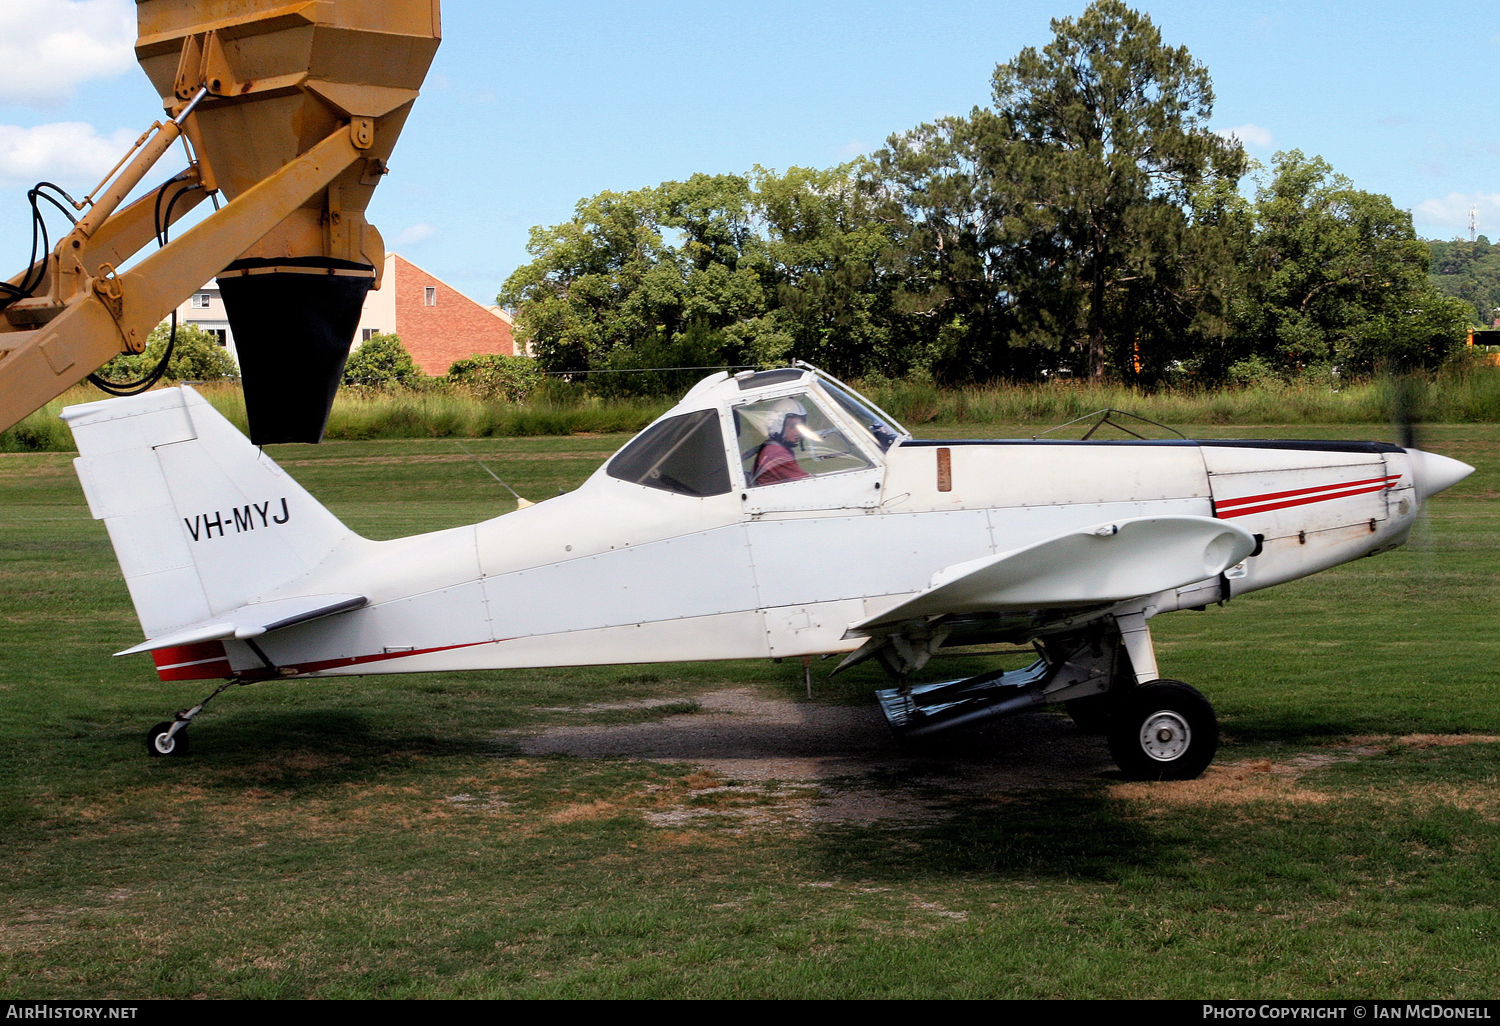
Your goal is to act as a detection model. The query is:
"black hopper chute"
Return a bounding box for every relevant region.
[216,256,376,445]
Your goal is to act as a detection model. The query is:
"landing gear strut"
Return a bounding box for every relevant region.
[145,678,251,758]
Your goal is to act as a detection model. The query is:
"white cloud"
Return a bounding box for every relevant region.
[395,222,437,247]
[0,121,136,188]
[1413,191,1500,234]
[1215,123,1273,149]
[0,0,136,108]
[838,140,867,159]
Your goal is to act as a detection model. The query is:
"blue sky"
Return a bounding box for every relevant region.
[0,0,1495,304]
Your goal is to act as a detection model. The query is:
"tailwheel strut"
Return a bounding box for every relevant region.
[146,677,253,758]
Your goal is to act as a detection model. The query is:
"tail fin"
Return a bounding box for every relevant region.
[63,387,354,640]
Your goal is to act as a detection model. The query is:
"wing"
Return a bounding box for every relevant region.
[849,515,1255,636]
[114,594,367,656]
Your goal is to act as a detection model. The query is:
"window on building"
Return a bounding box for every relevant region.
[191,293,211,309]
[362,328,378,341]
[210,329,227,347]
[423,286,436,306]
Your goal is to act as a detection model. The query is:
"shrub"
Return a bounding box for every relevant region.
[448,353,544,402]
[93,322,239,385]
[343,332,420,388]
[1226,355,1279,387]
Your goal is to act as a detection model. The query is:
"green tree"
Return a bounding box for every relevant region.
[342,332,419,387]
[986,0,1245,379]
[866,0,1244,382]
[498,177,740,390]
[499,166,898,390]
[1235,151,1462,372]
[1427,236,1500,325]
[1347,288,1472,370]
[751,163,897,376]
[867,115,1034,380]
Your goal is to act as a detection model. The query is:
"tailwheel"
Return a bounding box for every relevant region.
[143,679,248,758]
[147,721,189,758]
[1107,679,1217,781]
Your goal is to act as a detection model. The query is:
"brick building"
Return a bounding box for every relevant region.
[355,253,516,375]
[175,253,517,375]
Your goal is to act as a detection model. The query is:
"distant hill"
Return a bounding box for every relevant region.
[1428,237,1500,326]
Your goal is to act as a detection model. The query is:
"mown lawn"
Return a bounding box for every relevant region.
[1,424,1497,998]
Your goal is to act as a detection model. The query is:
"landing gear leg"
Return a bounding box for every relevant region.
[1064,615,1152,734]
[1092,613,1220,780]
[146,678,250,758]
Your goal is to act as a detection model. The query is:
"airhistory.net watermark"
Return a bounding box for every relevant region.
[5,1009,137,1020]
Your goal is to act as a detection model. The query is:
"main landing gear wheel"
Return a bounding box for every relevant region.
[146,721,189,758]
[1106,680,1217,781]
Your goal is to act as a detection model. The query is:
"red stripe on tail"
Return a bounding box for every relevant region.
[151,640,234,682]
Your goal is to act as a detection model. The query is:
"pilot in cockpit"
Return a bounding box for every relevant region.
[749,398,814,485]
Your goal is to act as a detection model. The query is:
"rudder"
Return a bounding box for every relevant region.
[63,386,353,640]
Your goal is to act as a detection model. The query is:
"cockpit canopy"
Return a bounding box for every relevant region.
[605,366,907,498]
[606,408,731,497]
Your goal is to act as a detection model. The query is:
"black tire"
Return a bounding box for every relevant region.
[146,721,188,758]
[1107,680,1217,781]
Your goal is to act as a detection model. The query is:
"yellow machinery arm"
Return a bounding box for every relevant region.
[0,0,440,442]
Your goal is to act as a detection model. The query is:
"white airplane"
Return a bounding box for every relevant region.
[61,364,1473,779]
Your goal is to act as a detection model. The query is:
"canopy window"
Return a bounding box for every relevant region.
[819,380,901,452]
[607,409,732,496]
[734,393,873,488]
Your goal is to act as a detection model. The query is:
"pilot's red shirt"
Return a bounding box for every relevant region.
[753,441,809,485]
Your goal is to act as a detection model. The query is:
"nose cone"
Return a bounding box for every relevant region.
[1406,449,1475,502]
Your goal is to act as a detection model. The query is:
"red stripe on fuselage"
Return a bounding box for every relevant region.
[271,640,494,677]
[1214,474,1400,512]
[1215,478,1400,520]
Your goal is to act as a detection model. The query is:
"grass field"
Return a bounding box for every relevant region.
[1,422,1498,998]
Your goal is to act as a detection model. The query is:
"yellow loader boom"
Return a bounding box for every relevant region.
[0,0,440,443]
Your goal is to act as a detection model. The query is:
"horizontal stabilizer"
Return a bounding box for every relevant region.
[115,594,366,656]
[850,516,1255,635]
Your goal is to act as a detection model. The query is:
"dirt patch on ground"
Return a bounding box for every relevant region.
[507,687,1114,827]
[1110,735,1500,807]
[509,689,1500,824]
[1109,756,1348,806]
[509,686,1113,786]
[1387,734,1500,749]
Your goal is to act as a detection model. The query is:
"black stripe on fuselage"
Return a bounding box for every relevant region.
[899,438,1405,454]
